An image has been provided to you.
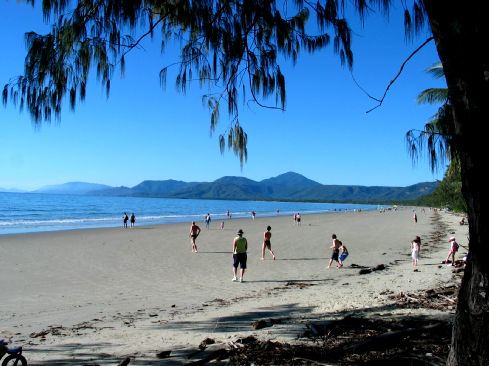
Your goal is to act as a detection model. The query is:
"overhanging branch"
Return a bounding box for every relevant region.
[352,36,434,113]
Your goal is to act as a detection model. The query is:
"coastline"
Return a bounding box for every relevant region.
[0,191,379,236]
[0,207,468,364]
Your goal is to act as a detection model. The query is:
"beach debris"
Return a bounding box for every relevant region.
[284,281,313,289]
[29,330,49,339]
[305,320,336,337]
[226,313,451,365]
[356,264,386,275]
[389,285,458,310]
[344,323,443,353]
[186,348,228,366]
[252,320,269,330]
[156,350,171,358]
[358,268,372,275]
[29,325,66,338]
[117,357,131,365]
[252,318,282,330]
[235,335,257,344]
[199,337,215,350]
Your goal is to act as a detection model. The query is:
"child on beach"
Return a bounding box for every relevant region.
[261,225,276,260]
[445,237,459,266]
[338,242,349,268]
[411,236,421,270]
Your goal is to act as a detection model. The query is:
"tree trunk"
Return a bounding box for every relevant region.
[423,2,489,365]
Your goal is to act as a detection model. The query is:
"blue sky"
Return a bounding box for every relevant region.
[0,1,445,191]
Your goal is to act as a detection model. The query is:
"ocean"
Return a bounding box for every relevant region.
[0,192,379,235]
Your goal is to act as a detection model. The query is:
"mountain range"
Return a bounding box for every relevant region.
[26,172,438,203]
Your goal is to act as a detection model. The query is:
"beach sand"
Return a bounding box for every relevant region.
[0,207,468,365]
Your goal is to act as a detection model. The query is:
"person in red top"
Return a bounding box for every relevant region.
[445,237,459,266]
[261,225,276,260]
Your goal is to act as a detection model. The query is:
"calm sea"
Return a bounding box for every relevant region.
[0,192,379,235]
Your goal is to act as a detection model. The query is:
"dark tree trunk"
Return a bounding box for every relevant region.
[423,1,489,365]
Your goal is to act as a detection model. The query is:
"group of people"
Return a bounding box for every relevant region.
[188,223,278,282]
[328,234,348,269]
[188,220,351,281]
[293,213,301,225]
[123,212,136,228]
[411,234,466,270]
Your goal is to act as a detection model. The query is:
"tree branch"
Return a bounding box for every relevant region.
[352,36,434,113]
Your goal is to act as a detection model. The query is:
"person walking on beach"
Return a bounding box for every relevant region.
[130,213,136,227]
[338,242,349,268]
[123,212,129,228]
[232,229,248,282]
[328,234,342,268]
[261,225,276,260]
[189,221,201,253]
[411,236,421,270]
[413,211,418,224]
[251,211,256,220]
[445,237,459,266]
[205,213,211,229]
[296,213,301,226]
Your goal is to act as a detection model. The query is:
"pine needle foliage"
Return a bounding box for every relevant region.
[3,0,429,165]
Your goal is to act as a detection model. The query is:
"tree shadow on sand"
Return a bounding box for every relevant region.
[26,283,456,366]
[27,301,453,366]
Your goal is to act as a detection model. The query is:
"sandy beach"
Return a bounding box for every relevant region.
[0,207,468,365]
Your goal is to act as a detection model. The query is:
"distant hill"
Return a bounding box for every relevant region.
[92,172,437,202]
[34,182,113,195]
[28,172,438,203]
[0,187,27,193]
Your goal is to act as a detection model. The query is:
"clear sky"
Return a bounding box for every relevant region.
[0,1,446,191]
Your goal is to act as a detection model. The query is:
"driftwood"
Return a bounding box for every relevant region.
[389,285,458,310]
[344,323,442,353]
[357,264,386,274]
[252,320,270,330]
[359,268,372,275]
[186,348,227,366]
[156,350,171,358]
[199,337,215,350]
[402,293,420,303]
[118,357,131,366]
[292,356,331,365]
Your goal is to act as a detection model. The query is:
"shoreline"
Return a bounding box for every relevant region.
[0,204,379,237]
[0,207,468,364]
